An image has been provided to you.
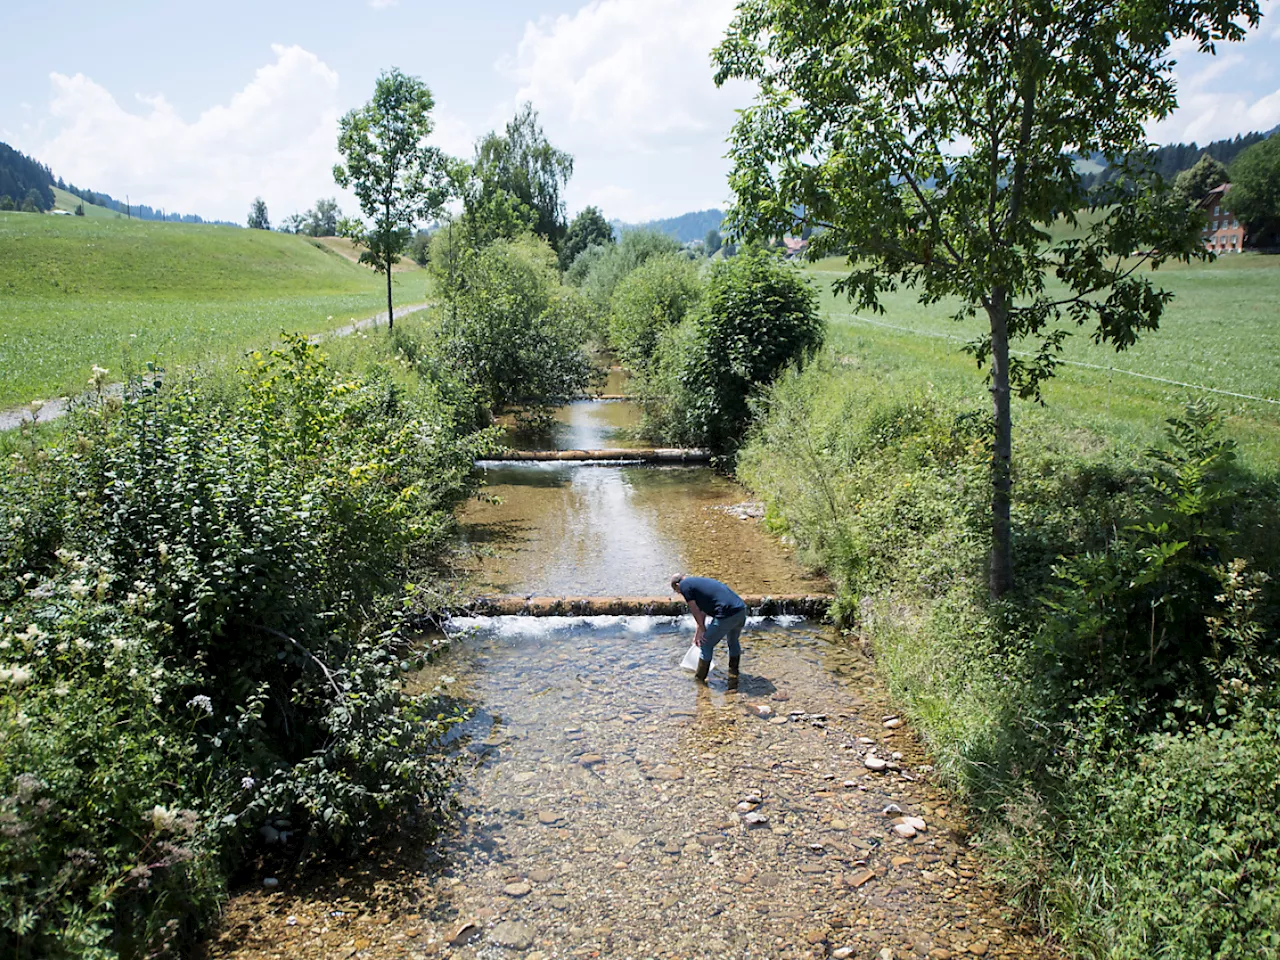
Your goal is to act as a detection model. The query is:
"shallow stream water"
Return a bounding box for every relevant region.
[211,399,1048,960]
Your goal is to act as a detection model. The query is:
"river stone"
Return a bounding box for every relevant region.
[884,717,903,729]
[650,764,684,780]
[832,949,855,959]
[743,812,769,827]
[892,823,918,839]
[504,881,532,897]
[736,800,759,813]
[748,704,773,718]
[529,868,554,882]
[848,868,875,888]
[449,921,481,946]
[883,804,903,816]
[864,755,889,772]
[968,941,990,956]
[537,810,561,825]
[490,920,534,950]
[579,754,605,766]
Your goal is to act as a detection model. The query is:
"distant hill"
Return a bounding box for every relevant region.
[0,140,235,225]
[0,143,56,211]
[1080,126,1280,189]
[614,208,724,244]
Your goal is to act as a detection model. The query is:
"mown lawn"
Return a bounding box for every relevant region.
[805,252,1280,467]
[0,213,427,407]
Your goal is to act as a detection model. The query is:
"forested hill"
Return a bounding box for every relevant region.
[0,140,233,225]
[615,208,723,244]
[0,143,56,211]
[1081,126,1280,189]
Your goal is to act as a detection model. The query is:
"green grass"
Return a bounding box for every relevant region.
[50,186,123,220]
[805,252,1280,468]
[0,213,428,407]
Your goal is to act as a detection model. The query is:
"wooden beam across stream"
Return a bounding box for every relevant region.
[484,448,712,463]
[463,595,833,617]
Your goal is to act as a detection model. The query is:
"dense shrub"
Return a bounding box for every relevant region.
[739,359,1280,958]
[0,338,499,957]
[607,254,703,369]
[569,229,682,305]
[639,251,823,456]
[435,234,597,414]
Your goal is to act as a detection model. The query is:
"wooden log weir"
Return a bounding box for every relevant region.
[484,448,712,463]
[462,594,832,618]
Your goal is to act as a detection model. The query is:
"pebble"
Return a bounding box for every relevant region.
[579,754,605,766]
[504,881,532,897]
[748,704,773,718]
[848,869,875,888]
[650,764,684,780]
[892,823,918,839]
[490,920,534,951]
[884,716,903,729]
[832,949,855,959]
[736,800,759,813]
[262,877,279,889]
[743,812,769,827]
[883,804,903,816]
[537,810,562,825]
[448,921,480,946]
[968,941,990,955]
[864,755,889,772]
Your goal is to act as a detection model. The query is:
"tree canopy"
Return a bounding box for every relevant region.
[471,103,573,250]
[247,197,270,230]
[1173,153,1230,207]
[1225,134,1280,246]
[714,0,1259,597]
[560,206,615,272]
[334,68,452,330]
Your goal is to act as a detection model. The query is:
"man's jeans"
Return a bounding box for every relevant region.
[700,607,747,663]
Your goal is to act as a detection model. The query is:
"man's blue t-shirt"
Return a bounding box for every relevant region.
[677,576,746,619]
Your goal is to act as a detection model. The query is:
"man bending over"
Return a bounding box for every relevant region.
[671,573,747,684]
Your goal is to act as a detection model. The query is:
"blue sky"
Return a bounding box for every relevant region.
[2,0,1278,225]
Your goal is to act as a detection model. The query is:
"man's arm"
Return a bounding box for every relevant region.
[687,598,707,645]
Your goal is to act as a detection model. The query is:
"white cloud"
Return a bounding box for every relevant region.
[32,45,346,223]
[508,0,748,152]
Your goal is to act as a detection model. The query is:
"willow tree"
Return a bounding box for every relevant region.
[334,68,452,331]
[713,0,1259,597]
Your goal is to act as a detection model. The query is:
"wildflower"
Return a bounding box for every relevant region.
[29,400,44,415]
[149,805,178,832]
[0,666,31,687]
[55,641,68,654]
[110,637,126,653]
[89,365,110,389]
[68,579,90,599]
[241,776,257,791]
[54,685,69,697]
[186,694,214,715]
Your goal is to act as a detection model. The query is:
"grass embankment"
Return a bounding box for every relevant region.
[0,213,426,408]
[737,254,1280,958]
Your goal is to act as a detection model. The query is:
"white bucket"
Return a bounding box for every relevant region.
[680,643,714,672]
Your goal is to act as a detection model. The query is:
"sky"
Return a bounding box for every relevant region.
[2,0,1279,226]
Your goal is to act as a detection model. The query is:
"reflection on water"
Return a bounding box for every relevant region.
[500,399,644,451]
[460,463,828,597]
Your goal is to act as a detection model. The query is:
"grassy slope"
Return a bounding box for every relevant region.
[51,186,121,220]
[805,252,1280,467]
[0,213,426,407]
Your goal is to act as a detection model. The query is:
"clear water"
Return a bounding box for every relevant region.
[499,400,644,452]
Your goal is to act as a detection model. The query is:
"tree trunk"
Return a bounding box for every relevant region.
[386,263,394,333]
[986,293,1014,599]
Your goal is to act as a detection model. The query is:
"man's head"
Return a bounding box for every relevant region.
[670,573,686,596]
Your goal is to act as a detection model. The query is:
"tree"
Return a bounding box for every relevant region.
[705,228,723,256]
[714,0,1258,598]
[1173,153,1230,206]
[247,197,270,230]
[306,197,341,237]
[74,203,85,217]
[21,188,42,213]
[609,254,704,369]
[436,235,596,413]
[334,68,453,331]
[560,206,615,272]
[1225,134,1280,246]
[0,195,13,211]
[576,229,682,305]
[472,103,573,250]
[281,212,306,234]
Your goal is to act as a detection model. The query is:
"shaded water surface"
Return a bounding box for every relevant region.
[499,400,644,452]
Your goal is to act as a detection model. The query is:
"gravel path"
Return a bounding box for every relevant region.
[0,302,431,433]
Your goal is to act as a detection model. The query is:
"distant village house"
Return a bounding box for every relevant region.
[1199,184,1244,254]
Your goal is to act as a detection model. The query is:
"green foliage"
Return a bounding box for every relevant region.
[639,251,822,456]
[333,68,453,329]
[1226,134,1280,246]
[739,354,1280,958]
[246,197,269,231]
[0,196,13,212]
[573,229,682,305]
[0,338,497,957]
[470,104,573,250]
[435,235,596,413]
[607,254,702,369]
[713,0,1256,594]
[704,228,722,256]
[1173,153,1230,206]
[559,206,614,272]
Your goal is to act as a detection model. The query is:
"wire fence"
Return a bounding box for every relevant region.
[828,311,1280,407]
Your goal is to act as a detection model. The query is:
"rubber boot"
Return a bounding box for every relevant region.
[727,655,741,691]
[695,658,711,683]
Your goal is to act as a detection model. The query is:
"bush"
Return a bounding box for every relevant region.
[0,338,498,957]
[738,360,1280,958]
[607,254,703,369]
[435,234,597,413]
[640,251,823,456]
[571,229,682,305]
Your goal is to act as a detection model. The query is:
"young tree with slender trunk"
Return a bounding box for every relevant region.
[713,0,1259,598]
[334,68,453,332]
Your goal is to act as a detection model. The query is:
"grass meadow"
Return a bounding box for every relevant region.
[0,213,426,407]
[804,252,1280,468]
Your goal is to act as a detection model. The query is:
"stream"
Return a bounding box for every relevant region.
[209,398,1049,960]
